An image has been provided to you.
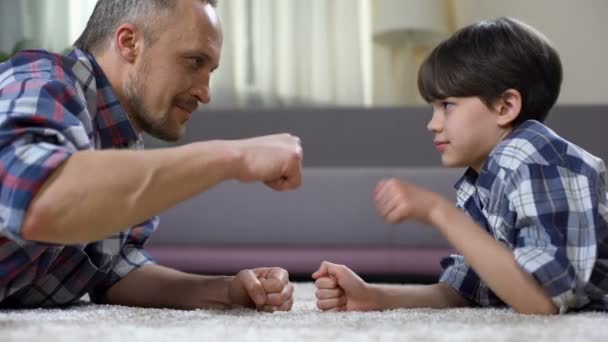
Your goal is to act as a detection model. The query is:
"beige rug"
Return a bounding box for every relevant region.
[1,282,606,342]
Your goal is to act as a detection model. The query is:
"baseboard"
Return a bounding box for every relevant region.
[146,245,455,276]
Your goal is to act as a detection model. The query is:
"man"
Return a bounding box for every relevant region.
[0,0,301,311]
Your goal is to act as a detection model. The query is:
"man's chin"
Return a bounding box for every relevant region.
[174,105,195,123]
[148,125,185,142]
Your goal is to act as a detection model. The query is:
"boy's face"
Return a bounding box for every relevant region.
[427,97,512,172]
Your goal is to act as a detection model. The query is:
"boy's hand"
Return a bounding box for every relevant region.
[312,261,377,311]
[373,178,446,225]
[228,267,294,312]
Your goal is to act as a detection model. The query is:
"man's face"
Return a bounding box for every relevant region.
[124,0,222,141]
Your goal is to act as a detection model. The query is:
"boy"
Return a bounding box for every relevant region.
[313,17,607,314]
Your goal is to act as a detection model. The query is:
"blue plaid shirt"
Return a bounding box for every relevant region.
[0,49,157,308]
[439,120,608,313]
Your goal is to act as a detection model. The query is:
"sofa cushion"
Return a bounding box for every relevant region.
[149,167,463,247]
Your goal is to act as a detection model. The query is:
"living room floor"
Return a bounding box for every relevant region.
[1,282,606,342]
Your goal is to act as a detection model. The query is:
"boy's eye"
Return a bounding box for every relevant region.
[442,101,454,110]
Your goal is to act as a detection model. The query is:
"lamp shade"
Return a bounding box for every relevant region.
[372,0,448,46]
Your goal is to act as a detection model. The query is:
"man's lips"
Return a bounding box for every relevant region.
[175,98,199,113]
[174,102,198,122]
[176,103,198,114]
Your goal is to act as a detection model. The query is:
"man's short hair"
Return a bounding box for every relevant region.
[74,0,218,54]
[418,17,562,125]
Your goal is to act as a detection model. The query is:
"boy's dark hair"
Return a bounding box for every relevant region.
[74,0,218,54]
[418,17,562,125]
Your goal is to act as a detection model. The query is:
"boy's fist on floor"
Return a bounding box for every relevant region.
[312,261,378,311]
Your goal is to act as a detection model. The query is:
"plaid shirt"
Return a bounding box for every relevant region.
[439,120,608,313]
[0,49,157,308]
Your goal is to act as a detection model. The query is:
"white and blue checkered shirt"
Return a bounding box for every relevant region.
[440,120,608,313]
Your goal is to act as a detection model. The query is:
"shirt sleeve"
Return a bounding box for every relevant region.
[0,78,87,243]
[439,254,505,307]
[88,216,159,303]
[507,163,601,313]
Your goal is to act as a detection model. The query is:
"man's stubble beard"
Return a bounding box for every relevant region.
[123,61,183,142]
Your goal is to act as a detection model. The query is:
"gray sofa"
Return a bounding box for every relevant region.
[145,105,607,278]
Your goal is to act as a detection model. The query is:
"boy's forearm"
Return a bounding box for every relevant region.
[369,283,470,310]
[22,140,241,244]
[428,200,558,315]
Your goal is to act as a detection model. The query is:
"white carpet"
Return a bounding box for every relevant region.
[1,282,607,342]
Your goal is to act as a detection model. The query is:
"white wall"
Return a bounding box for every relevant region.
[0,0,96,53]
[451,0,608,104]
[2,0,605,106]
[0,2,23,53]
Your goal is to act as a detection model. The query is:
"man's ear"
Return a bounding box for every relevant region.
[114,23,142,63]
[494,89,522,127]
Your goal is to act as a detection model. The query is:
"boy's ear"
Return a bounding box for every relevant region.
[494,89,522,127]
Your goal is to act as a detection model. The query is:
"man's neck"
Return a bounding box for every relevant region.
[93,51,142,133]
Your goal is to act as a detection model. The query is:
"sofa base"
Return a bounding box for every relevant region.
[146,245,455,276]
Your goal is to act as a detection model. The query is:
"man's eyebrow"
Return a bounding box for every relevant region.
[183,50,219,70]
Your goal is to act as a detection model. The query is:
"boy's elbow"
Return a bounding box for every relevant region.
[513,301,559,315]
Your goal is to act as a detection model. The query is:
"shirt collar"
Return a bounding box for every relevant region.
[453,120,544,191]
[454,167,479,190]
[68,48,140,149]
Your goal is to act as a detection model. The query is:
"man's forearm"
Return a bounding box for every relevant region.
[369,282,470,310]
[22,140,241,244]
[105,264,234,309]
[428,201,558,315]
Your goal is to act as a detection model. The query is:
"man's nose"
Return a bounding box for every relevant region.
[191,86,210,104]
[191,73,211,104]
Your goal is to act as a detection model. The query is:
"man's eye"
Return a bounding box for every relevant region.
[189,57,204,68]
[442,101,454,110]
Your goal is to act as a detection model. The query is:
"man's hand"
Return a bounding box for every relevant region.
[312,261,378,311]
[373,178,448,225]
[228,267,294,312]
[233,134,303,191]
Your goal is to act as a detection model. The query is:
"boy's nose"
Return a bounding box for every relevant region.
[426,112,442,132]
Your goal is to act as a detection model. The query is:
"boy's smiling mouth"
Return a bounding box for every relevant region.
[434,140,449,152]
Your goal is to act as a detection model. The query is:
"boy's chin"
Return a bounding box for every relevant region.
[440,157,466,169]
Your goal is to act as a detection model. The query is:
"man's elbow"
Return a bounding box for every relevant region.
[21,203,54,243]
